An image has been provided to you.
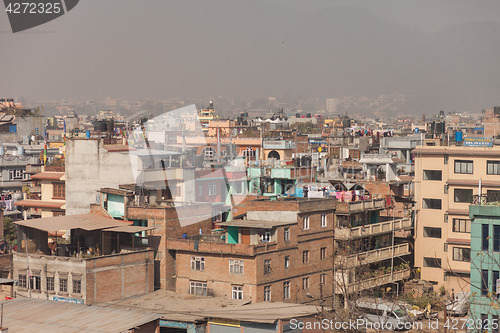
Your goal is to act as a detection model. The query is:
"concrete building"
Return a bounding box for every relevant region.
[469,193,500,328]
[15,166,66,219]
[414,145,500,291]
[167,198,336,304]
[14,214,155,304]
[333,197,412,302]
[65,138,136,215]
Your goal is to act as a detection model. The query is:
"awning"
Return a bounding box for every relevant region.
[15,213,131,233]
[15,200,64,209]
[30,172,65,181]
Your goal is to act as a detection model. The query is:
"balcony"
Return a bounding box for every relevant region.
[336,198,386,215]
[472,193,500,206]
[167,239,257,256]
[335,217,412,240]
[336,243,411,267]
[346,268,411,294]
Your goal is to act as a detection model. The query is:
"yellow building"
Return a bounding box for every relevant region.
[414,145,500,292]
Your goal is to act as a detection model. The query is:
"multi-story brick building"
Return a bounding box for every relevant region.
[167,197,336,304]
[414,145,500,291]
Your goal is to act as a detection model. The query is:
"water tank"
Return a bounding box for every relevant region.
[455,131,463,142]
[17,146,24,155]
[414,128,419,133]
[86,130,91,138]
[296,113,300,118]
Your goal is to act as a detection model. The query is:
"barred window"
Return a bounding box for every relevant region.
[73,279,82,294]
[46,277,55,291]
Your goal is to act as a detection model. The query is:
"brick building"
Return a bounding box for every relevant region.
[167,197,336,304]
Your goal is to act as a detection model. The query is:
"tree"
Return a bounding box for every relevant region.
[3,216,15,245]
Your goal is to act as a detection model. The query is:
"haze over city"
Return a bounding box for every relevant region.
[2,0,500,114]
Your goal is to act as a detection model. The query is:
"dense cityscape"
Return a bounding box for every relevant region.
[0,95,499,332]
[2,0,500,332]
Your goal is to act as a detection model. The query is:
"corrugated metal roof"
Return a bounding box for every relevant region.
[0,298,161,333]
[14,213,130,232]
[106,225,155,233]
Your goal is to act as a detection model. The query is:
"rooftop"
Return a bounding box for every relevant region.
[0,298,161,333]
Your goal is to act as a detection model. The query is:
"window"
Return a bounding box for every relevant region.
[423,198,441,210]
[232,285,243,299]
[203,147,216,158]
[454,160,473,174]
[73,279,82,294]
[452,219,471,233]
[321,214,327,227]
[243,147,255,157]
[320,247,327,260]
[47,277,54,292]
[190,281,207,296]
[303,216,309,230]
[191,257,205,271]
[487,161,500,175]
[423,170,442,181]
[284,227,290,242]
[60,278,68,292]
[423,257,441,268]
[284,256,290,269]
[320,273,327,285]
[264,285,271,301]
[444,214,448,223]
[283,281,290,300]
[444,184,448,194]
[18,273,27,288]
[261,229,271,243]
[302,250,309,263]
[229,260,244,274]
[208,184,216,195]
[30,275,41,291]
[423,227,442,238]
[8,169,23,180]
[483,224,490,251]
[481,269,489,296]
[444,155,448,164]
[302,277,309,290]
[454,189,473,203]
[494,271,500,298]
[264,259,271,274]
[494,225,500,252]
[53,183,65,199]
[452,247,471,262]
[444,244,448,252]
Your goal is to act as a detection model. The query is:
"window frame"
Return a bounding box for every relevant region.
[283,281,290,300]
[284,227,290,242]
[264,285,271,301]
[423,198,442,210]
[302,250,309,263]
[59,277,68,293]
[487,160,500,175]
[423,170,442,181]
[320,247,327,260]
[321,213,327,227]
[191,256,205,271]
[452,247,471,262]
[53,182,65,199]
[452,218,471,233]
[232,285,243,300]
[454,160,473,174]
[454,188,473,203]
[229,259,244,275]
[190,281,208,296]
[423,257,442,268]
[264,259,272,274]
[423,227,442,239]
[303,216,310,230]
[302,277,310,290]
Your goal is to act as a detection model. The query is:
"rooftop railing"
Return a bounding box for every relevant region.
[473,193,500,206]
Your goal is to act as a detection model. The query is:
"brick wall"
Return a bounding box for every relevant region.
[85,249,154,304]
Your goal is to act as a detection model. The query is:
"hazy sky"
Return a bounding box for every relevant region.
[1,0,500,113]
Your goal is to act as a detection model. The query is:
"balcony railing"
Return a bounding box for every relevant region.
[336,243,411,267]
[336,198,386,214]
[346,268,411,293]
[335,217,412,240]
[473,193,500,206]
